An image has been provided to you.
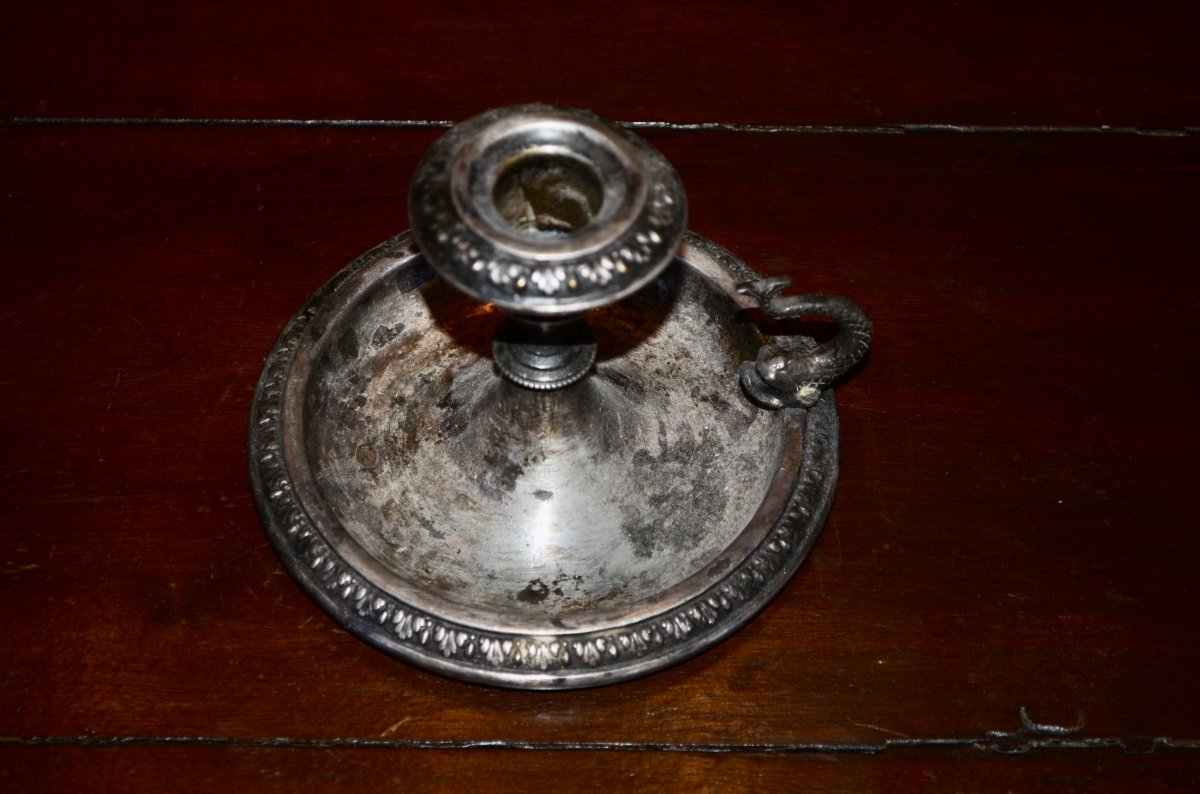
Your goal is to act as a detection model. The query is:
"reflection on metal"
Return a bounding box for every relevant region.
[248,105,871,688]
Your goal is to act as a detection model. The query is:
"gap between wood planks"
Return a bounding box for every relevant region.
[4,709,1199,756]
[4,117,1198,137]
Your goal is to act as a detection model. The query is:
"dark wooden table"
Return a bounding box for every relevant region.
[2,2,1198,791]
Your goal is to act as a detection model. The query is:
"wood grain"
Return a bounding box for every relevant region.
[4,4,1199,782]
[2,125,1198,779]
[2,745,1198,793]
[3,1,1198,127]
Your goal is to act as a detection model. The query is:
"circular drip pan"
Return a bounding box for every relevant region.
[248,231,839,688]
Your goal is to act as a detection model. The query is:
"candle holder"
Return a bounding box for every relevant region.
[248,105,871,688]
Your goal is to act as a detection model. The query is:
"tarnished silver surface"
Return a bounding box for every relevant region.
[250,232,843,687]
[737,277,873,409]
[248,106,870,688]
[409,105,687,390]
[409,104,686,316]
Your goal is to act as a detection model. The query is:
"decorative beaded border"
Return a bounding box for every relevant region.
[408,105,687,315]
[247,233,840,689]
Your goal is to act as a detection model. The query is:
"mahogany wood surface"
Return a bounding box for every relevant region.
[2,1,1198,128]
[2,2,1198,791]
[2,746,1199,793]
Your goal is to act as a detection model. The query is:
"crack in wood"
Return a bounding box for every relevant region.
[3,117,1197,137]
[4,709,1197,757]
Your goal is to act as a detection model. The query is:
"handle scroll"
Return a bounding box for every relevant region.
[737,276,872,410]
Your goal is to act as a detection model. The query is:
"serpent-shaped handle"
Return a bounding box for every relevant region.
[737,276,872,409]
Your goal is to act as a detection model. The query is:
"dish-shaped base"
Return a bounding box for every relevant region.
[248,231,839,688]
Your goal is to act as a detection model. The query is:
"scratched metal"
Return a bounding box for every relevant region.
[249,231,844,687]
[304,248,783,632]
